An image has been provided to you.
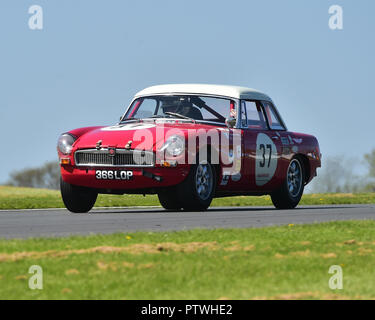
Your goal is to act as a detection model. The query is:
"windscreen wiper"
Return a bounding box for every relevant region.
[148,115,165,118]
[164,112,194,120]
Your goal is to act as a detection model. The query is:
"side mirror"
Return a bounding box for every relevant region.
[225,117,236,128]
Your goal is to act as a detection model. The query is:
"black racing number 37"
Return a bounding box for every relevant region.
[259,144,272,168]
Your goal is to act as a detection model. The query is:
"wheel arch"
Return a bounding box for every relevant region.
[196,144,221,188]
[294,154,310,184]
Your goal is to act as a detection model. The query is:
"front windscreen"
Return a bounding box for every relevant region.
[124,95,232,123]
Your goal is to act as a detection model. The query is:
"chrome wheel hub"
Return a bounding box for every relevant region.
[287,159,302,198]
[195,163,213,201]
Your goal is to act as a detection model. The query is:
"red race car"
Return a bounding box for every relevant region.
[58,84,321,213]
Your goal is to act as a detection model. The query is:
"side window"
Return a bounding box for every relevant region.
[241,101,267,129]
[196,97,230,122]
[262,101,285,130]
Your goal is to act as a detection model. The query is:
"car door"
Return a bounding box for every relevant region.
[241,100,283,191]
[260,100,290,187]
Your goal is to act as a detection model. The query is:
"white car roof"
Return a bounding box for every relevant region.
[134,84,273,101]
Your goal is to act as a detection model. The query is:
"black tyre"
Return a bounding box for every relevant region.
[178,161,216,211]
[60,177,98,213]
[271,157,305,209]
[157,189,182,211]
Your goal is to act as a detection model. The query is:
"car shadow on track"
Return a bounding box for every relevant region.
[208,205,358,212]
[85,205,359,215]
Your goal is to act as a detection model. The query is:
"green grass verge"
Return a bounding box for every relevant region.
[0,186,374,210]
[0,220,375,299]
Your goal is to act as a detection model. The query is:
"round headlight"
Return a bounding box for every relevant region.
[57,134,76,155]
[161,135,185,157]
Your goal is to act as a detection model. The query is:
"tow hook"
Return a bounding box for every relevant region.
[142,170,163,182]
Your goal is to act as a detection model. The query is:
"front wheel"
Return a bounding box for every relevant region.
[157,162,216,211]
[157,189,182,211]
[178,162,216,211]
[60,177,98,213]
[271,158,304,209]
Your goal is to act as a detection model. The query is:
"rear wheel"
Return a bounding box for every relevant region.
[60,177,98,213]
[271,157,304,209]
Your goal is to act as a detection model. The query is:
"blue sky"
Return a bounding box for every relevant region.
[0,0,374,183]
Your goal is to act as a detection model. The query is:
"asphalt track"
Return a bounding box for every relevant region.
[0,204,374,239]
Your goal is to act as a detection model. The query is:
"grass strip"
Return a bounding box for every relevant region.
[0,220,374,299]
[0,186,374,210]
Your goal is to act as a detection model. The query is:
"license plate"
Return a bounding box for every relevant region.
[95,170,133,180]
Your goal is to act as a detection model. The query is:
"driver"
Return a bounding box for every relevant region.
[160,97,181,114]
[161,97,203,119]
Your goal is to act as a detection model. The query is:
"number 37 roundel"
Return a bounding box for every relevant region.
[255,133,278,186]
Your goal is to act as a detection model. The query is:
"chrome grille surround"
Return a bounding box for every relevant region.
[74,148,155,167]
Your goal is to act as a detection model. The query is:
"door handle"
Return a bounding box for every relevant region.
[272,136,279,140]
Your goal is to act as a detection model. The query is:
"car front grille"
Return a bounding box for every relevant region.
[74,149,154,167]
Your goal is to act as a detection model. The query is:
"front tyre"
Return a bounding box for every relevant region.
[60,177,98,213]
[157,189,182,211]
[271,158,304,209]
[179,162,216,211]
